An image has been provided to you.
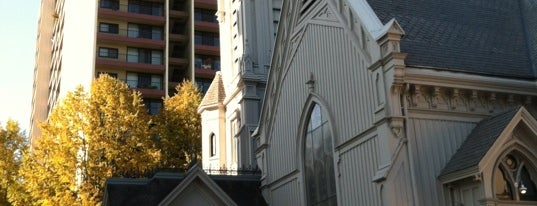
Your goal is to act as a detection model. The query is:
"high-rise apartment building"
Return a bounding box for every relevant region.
[30,0,220,139]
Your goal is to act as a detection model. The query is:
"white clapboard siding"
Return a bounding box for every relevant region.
[407,117,477,206]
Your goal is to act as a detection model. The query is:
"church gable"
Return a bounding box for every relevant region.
[440,106,537,183]
[255,2,400,205]
[262,0,381,140]
[165,179,227,206]
[438,106,537,205]
[159,166,237,206]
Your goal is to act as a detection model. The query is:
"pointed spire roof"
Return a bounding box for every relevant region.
[199,72,226,110]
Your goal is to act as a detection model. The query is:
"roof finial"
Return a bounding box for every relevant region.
[306,72,315,92]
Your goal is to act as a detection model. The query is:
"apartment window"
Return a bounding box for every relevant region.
[98,47,119,59]
[127,48,162,64]
[194,8,218,23]
[127,23,163,40]
[304,103,337,206]
[128,0,163,16]
[99,23,119,34]
[126,72,162,89]
[100,0,119,10]
[143,99,162,115]
[210,133,216,157]
[195,78,212,94]
[195,31,219,46]
[195,55,220,71]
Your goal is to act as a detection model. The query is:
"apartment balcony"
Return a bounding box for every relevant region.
[96,54,165,74]
[97,29,165,49]
[134,88,165,98]
[195,68,217,79]
[168,81,179,90]
[169,10,188,21]
[168,65,188,87]
[194,21,219,32]
[169,33,188,44]
[195,45,220,56]
[98,4,165,26]
[169,57,189,67]
[126,81,165,98]
[194,0,217,9]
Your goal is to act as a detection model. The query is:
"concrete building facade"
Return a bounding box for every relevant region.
[30,0,221,140]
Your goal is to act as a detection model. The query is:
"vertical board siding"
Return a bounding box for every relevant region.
[268,22,376,194]
[268,65,308,180]
[306,24,376,144]
[271,179,301,206]
[268,23,376,181]
[407,118,477,206]
[394,161,413,206]
[339,136,381,206]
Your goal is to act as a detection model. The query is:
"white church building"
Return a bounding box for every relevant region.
[250,0,537,205]
[249,0,537,206]
[105,0,537,205]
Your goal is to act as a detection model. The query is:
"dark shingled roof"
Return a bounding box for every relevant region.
[439,107,520,178]
[367,0,537,79]
[104,172,266,206]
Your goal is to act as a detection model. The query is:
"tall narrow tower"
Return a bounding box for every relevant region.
[198,0,282,170]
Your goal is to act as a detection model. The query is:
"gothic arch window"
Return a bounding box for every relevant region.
[494,151,537,201]
[304,103,337,205]
[210,133,216,157]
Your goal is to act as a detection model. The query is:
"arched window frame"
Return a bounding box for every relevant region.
[493,148,537,202]
[297,96,339,206]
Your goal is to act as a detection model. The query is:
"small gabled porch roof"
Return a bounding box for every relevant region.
[439,106,537,183]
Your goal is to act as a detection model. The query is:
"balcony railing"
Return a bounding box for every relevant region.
[98,52,163,65]
[100,1,164,16]
[126,79,162,90]
[100,28,163,40]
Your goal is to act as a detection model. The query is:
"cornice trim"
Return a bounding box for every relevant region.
[405,67,537,96]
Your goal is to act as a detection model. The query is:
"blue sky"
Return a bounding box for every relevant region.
[0,1,40,135]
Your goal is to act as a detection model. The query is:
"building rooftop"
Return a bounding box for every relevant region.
[199,72,225,107]
[367,0,537,79]
[103,165,266,206]
[439,107,520,178]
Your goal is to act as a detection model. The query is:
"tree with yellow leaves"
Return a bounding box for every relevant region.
[18,75,159,205]
[81,75,159,203]
[154,81,202,170]
[0,120,27,206]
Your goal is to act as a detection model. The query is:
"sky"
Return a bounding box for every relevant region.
[0,1,40,135]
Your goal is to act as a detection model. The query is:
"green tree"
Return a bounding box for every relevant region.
[0,120,28,206]
[154,81,202,169]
